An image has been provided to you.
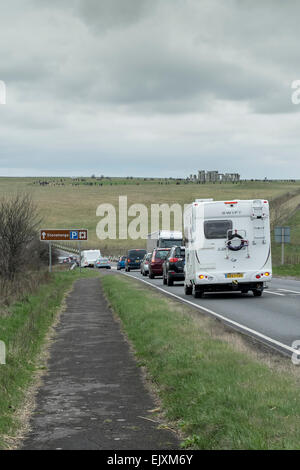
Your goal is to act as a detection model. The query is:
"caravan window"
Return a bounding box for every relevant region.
[204,220,232,239]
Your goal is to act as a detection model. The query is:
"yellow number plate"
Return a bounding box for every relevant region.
[226,273,244,279]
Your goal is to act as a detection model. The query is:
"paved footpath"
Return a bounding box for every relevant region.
[22,277,178,450]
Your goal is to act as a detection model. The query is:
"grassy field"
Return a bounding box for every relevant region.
[0,177,300,255]
[0,269,98,449]
[272,209,300,266]
[102,274,300,450]
[273,264,300,277]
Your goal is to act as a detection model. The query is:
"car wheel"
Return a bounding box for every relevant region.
[163,274,167,285]
[149,272,155,279]
[167,276,173,286]
[117,267,121,270]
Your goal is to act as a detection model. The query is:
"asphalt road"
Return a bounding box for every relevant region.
[117,268,300,358]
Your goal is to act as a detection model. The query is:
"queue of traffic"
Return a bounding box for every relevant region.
[118,199,273,298]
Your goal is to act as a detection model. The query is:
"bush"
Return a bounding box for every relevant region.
[0,194,57,280]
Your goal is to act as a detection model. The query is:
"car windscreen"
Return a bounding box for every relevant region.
[155,250,170,260]
[160,239,183,248]
[204,220,232,239]
[174,248,185,258]
[128,250,147,259]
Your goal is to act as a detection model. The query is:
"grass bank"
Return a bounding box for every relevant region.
[0,269,98,449]
[273,264,300,277]
[271,208,300,266]
[102,274,300,450]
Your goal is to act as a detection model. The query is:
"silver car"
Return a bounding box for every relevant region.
[95,257,111,269]
[140,252,152,276]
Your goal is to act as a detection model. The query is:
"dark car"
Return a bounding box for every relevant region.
[140,252,152,276]
[148,248,171,279]
[125,249,147,272]
[162,246,185,286]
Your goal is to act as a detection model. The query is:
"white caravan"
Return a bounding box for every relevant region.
[184,199,272,298]
[147,230,183,252]
[81,249,101,267]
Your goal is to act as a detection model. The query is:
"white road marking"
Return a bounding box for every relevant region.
[264,290,285,296]
[278,288,300,294]
[120,272,299,357]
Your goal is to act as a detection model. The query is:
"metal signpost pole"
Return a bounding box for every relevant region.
[79,240,81,274]
[281,227,284,265]
[49,241,52,273]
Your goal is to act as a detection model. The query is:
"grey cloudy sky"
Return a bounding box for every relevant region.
[0,0,300,178]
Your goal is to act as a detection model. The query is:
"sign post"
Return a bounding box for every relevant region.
[49,241,52,273]
[79,240,81,273]
[40,229,88,272]
[274,226,290,265]
[281,227,284,265]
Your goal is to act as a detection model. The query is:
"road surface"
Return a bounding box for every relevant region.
[119,269,300,358]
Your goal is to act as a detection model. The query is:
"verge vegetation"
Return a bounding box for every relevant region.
[0,270,98,449]
[103,274,300,450]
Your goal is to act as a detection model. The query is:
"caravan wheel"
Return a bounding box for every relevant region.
[192,285,204,298]
[184,283,192,295]
[253,289,263,297]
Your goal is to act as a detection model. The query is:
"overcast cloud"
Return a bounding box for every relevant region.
[0,0,300,178]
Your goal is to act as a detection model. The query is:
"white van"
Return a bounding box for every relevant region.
[81,249,101,268]
[184,199,272,298]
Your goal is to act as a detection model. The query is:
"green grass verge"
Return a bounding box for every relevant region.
[273,264,300,277]
[0,269,98,449]
[102,274,300,450]
[272,208,300,266]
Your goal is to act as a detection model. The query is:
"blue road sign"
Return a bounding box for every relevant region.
[70,230,79,240]
[274,226,290,244]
